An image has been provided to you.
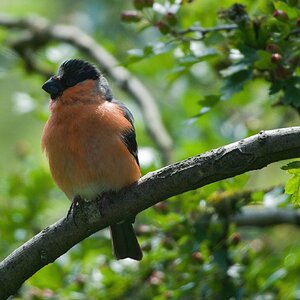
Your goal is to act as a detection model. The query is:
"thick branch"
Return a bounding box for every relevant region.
[0,14,173,164]
[1,127,300,297]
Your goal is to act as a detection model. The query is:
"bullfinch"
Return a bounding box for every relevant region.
[41,59,143,260]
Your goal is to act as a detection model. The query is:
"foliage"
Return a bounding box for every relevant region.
[282,161,300,206]
[123,0,300,112]
[0,0,300,299]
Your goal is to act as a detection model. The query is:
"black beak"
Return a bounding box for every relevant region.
[42,78,63,99]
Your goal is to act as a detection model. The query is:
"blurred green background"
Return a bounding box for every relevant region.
[0,0,300,299]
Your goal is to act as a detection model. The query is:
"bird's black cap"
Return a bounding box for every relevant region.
[58,59,101,86]
[42,59,112,100]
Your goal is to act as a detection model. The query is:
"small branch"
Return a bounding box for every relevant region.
[233,207,300,227]
[178,24,238,35]
[172,24,238,41]
[10,36,53,78]
[1,127,300,297]
[0,14,173,164]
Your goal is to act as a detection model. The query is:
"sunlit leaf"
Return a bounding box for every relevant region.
[282,161,300,206]
[274,2,300,19]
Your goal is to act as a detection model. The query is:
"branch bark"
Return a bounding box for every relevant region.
[1,127,300,298]
[0,14,173,164]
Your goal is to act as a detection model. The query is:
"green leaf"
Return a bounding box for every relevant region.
[269,80,283,95]
[125,45,154,65]
[177,55,200,66]
[220,61,249,77]
[284,86,300,107]
[125,43,175,65]
[274,2,300,19]
[262,268,287,290]
[192,95,220,117]
[254,50,274,70]
[178,50,217,67]
[285,175,300,194]
[198,94,220,106]
[153,42,175,55]
[167,66,189,82]
[239,46,258,64]
[281,161,300,171]
[221,69,253,100]
[221,47,257,77]
[282,77,300,107]
[282,161,300,206]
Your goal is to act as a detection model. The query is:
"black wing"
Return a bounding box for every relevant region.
[112,99,140,166]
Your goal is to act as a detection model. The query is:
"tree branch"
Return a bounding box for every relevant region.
[179,24,238,35]
[233,207,300,227]
[1,127,300,297]
[0,14,173,164]
[172,24,237,41]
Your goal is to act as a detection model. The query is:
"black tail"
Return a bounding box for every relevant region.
[110,221,143,261]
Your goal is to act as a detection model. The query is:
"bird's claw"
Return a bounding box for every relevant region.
[67,195,84,225]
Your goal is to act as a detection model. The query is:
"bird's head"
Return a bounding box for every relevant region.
[42,59,112,101]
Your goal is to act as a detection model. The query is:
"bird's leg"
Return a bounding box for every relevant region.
[67,195,83,224]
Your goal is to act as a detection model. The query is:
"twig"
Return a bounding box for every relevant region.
[1,127,300,297]
[178,24,238,35]
[171,24,238,41]
[0,14,173,164]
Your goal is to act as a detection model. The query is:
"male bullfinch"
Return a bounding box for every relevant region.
[41,59,143,260]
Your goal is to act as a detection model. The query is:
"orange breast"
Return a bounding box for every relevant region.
[41,99,141,200]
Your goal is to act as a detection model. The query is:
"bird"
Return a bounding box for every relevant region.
[41,59,143,260]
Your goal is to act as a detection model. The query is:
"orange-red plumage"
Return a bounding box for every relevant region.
[41,60,142,260]
[42,80,140,199]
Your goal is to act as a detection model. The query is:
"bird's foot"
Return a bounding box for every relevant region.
[67,195,84,225]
